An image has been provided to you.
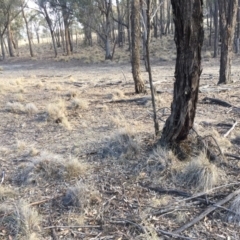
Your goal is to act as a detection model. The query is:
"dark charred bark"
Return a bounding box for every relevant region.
[131,0,145,93]
[218,0,238,84]
[160,0,204,145]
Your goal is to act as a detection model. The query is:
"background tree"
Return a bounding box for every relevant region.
[35,0,58,57]
[131,0,145,93]
[218,0,238,84]
[0,0,22,59]
[160,0,204,146]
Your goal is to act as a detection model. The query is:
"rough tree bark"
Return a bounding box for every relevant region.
[160,0,204,145]
[218,0,238,84]
[131,0,145,93]
[213,0,219,58]
[7,22,15,57]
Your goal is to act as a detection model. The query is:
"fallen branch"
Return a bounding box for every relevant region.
[44,225,101,229]
[225,153,240,160]
[174,188,240,234]
[157,229,197,240]
[109,219,146,234]
[0,170,5,184]
[139,183,191,197]
[109,96,151,104]
[202,97,232,108]
[223,121,238,138]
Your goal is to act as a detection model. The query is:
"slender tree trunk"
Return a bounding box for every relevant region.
[43,7,57,57]
[218,0,238,84]
[22,8,34,57]
[141,2,148,71]
[0,35,5,60]
[7,23,15,57]
[209,5,212,47]
[159,0,164,38]
[104,0,112,59]
[131,0,145,93]
[64,23,71,55]
[235,0,240,54]
[68,29,73,52]
[127,0,131,51]
[160,0,204,145]
[146,0,159,135]
[213,0,219,57]
[164,0,171,35]
[116,0,123,47]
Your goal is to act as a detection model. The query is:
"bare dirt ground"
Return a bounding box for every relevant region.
[0,43,240,239]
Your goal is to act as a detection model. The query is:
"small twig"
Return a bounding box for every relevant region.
[225,153,240,160]
[30,197,58,206]
[157,229,197,240]
[109,218,147,234]
[1,170,5,184]
[176,181,240,205]
[49,217,58,240]
[223,121,238,138]
[121,69,127,83]
[174,188,240,234]
[44,225,101,229]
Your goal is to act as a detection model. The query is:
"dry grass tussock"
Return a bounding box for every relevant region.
[202,128,232,152]
[6,102,38,114]
[146,146,179,184]
[0,199,41,238]
[102,127,140,160]
[112,89,125,100]
[14,151,91,185]
[176,151,223,192]
[47,99,72,129]
[227,194,240,225]
[0,185,16,202]
[147,146,175,172]
[70,97,89,110]
[62,181,101,208]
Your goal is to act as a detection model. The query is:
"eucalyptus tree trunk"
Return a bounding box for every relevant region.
[127,0,131,51]
[116,0,123,47]
[218,0,238,84]
[0,35,5,60]
[160,0,204,145]
[22,7,34,57]
[213,0,219,57]
[43,6,57,57]
[62,3,71,55]
[141,3,148,72]
[7,22,15,57]
[235,0,240,54]
[131,0,145,93]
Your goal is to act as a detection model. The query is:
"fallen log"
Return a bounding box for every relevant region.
[202,97,232,108]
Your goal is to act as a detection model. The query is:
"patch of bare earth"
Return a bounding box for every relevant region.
[0,46,240,239]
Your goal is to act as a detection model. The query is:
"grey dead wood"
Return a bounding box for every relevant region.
[173,188,240,234]
[157,229,197,240]
[202,97,233,108]
[223,121,238,137]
